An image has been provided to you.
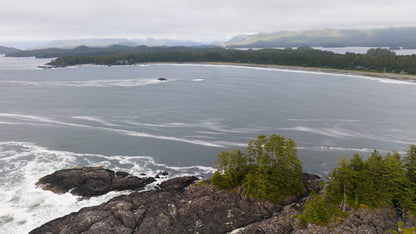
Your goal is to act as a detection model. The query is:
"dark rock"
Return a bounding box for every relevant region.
[37,65,52,69]
[158,176,197,191]
[155,170,169,178]
[31,171,416,233]
[31,174,321,234]
[35,167,156,198]
[302,172,321,193]
[115,171,129,178]
[157,78,167,81]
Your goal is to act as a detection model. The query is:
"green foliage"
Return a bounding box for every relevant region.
[325,148,416,212]
[299,191,330,225]
[43,46,416,75]
[211,134,304,201]
[404,144,416,184]
[211,150,248,190]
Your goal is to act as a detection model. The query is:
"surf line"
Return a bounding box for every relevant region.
[0,113,225,148]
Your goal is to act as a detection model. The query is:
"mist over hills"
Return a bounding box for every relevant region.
[36,38,213,49]
[224,27,416,48]
[2,27,416,55]
[0,46,21,54]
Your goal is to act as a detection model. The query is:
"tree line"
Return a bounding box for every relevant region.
[47,47,416,75]
[211,134,416,226]
[301,147,416,225]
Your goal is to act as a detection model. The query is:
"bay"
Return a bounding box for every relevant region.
[1,57,416,233]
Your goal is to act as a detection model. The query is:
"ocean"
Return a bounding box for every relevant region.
[1,56,416,233]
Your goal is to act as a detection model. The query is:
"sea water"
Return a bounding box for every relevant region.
[1,57,416,233]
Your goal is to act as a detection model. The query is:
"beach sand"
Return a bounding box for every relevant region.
[192,62,416,81]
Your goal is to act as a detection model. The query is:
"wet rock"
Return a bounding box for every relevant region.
[155,170,169,178]
[31,174,321,234]
[31,171,416,234]
[35,167,155,198]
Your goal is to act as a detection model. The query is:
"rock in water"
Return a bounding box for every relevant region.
[35,167,156,198]
[157,78,167,81]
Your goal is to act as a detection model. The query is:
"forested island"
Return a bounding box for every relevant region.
[28,46,416,75]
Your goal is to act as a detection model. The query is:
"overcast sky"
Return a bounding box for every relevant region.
[1,0,415,43]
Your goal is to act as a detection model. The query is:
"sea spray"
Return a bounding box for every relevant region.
[0,142,214,233]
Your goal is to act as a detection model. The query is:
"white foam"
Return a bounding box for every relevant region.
[0,78,173,88]
[281,125,415,145]
[71,116,122,127]
[0,141,215,233]
[192,78,205,82]
[280,126,360,138]
[287,118,360,123]
[123,119,262,135]
[0,113,226,147]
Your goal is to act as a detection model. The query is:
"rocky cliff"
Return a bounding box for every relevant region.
[30,168,415,233]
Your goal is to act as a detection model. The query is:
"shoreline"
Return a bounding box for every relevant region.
[178,62,416,82]
[46,60,416,82]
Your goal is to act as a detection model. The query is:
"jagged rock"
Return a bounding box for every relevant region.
[301,173,321,193]
[35,167,156,198]
[155,170,169,178]
[30,173,321,234]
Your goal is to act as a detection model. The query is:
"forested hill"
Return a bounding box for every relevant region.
[0,46,21,54]
[5,45,220,58]
[224,27,416,48]
[44,46,416,75]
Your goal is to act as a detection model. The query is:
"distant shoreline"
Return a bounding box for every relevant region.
[137,61,416,82]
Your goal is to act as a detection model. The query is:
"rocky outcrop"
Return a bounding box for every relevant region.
[31,173,320,234]
[32,169,413,233]
[35,167,156,198]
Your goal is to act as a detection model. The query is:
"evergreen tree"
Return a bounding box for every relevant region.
[299,190,330,225]
[211,134,304,202]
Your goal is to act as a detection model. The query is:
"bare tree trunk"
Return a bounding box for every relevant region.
[355,193,358,207]
[343,183,346,212]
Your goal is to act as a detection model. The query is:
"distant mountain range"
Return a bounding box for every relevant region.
[223,27,416,48]
[3,27,416,55]
[35,38,214,49]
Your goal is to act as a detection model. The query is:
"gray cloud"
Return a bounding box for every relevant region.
[1,0,415,41]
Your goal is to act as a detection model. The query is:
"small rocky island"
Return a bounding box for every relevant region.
[30,166,415,233]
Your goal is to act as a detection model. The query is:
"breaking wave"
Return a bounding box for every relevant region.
[0,78,172,88]
[0,141,215,233]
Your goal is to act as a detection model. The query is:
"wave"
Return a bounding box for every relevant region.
[0,78,172,88]
[192,78,205,82]
[298,146,375,153]
[0,113,227,148]
[280,125,415,145]
[280,126,360,138]
[71,116,122,127]
[298,145,406,155]
[0,141,215,233]
[122,119,262,134]
[287,118,360,123]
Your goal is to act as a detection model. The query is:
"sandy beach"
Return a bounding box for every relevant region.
[188,62,416,82]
